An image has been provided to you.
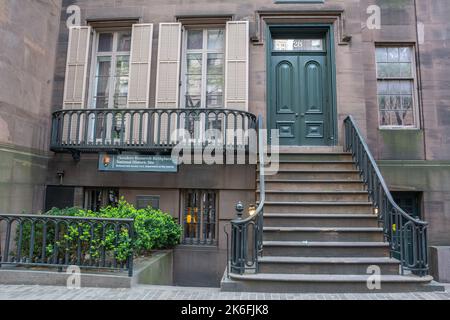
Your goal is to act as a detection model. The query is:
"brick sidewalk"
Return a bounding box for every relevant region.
[0,284,449,300]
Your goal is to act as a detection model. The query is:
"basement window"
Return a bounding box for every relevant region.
[181,190,218,246]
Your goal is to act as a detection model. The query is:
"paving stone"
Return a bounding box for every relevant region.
[0,284,449,300]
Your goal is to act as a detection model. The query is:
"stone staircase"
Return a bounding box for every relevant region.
[221,147,440,293]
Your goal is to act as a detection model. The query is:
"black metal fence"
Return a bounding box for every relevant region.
[51,108,257,153]
[0,214,135,277]
[344,115,428,276]
[228,115,265,275]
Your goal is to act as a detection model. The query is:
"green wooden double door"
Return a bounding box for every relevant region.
[270,46,334,146]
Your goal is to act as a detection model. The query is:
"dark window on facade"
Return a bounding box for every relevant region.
[84,188,119,211]
[45,186,75,211]
[392,191,422,218]
[182,190,217,246]
[136,195,160,210]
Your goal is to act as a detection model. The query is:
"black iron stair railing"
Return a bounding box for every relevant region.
[227,115,265,275]
[344,115,428,276]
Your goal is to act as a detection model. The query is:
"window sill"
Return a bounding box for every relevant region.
[378,127,422,131]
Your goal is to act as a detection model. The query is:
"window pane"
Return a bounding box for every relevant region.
[115,56,130,76]
[378,96,387,110]
[389,81,401,94]
[187,30,203,50]
[376,48,388,62]
[94,57,111,108]
[187,54,202,74]
[402,96,413,111]
[186,75,202,95]
[377,81,389,94]
[207,75,223,95]
[387,63,401,77]
[185,96,201,108]
[399,47,412,62]
[399,63,412,77]
[98,33,113,52]
[388,47,399,62]
[206,95,223,108]
[207,30,224,50]
[117,31,132,52]
[207,53,224,75]
[400,81,413,94]
[377,63,389,78]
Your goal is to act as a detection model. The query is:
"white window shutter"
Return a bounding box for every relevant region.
[225,21,249,111]
[127,23,153,108]
[63,26,91,109]
[126,24,154,144]
[62,26,91,144]
[155,23,182,144]
[225,21,249,147]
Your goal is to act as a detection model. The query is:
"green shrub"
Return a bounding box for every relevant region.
[14,199,182,264]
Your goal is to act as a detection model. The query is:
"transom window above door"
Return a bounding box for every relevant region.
[90,30,132,109]
[183,28,225,109]
[273,39,324,51]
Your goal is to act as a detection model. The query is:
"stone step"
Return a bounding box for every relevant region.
[263,170,361,181]
[259,180,367,192]
[261,161,357,171]
[264,214,379,228]
[263,227,384,242]
[272,146,345,154]
[277,153,354,162]
[263,241,390,257]
[258,257,400,275]
[263,202,374,214]
[259,191,370,202]
[221,273,440,293]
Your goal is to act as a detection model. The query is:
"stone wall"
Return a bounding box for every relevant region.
[0,0,62,213]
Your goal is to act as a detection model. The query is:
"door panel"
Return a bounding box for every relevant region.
[272,56,300,146]
[300,55,327,146]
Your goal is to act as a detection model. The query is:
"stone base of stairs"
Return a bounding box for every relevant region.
[221,270,445,294]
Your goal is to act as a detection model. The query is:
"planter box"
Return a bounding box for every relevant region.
[133,250,173,286]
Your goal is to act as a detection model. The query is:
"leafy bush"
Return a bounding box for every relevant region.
[14,199,182,264]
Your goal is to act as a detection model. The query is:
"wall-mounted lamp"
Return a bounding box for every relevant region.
[57,170,65,185]
[248,204,257,216]
[103,155,112,167]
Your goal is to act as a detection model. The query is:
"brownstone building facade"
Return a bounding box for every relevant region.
[1,0,450,288]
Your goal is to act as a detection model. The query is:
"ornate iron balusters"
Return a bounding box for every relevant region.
[344,115,428,276]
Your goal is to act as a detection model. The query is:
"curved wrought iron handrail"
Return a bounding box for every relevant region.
[228,115,265,275]
[344,115,428,275]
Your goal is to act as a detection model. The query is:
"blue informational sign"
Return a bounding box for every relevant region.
[99,153,178,172]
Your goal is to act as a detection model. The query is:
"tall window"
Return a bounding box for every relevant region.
[183,28,225,109]
[91,30,132,109]
[376,46,419,128]
[182,190,217,246]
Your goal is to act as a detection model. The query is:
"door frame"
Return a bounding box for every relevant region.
[266,24,338,146]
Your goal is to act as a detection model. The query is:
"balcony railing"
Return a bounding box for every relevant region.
[50,108,257,154]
